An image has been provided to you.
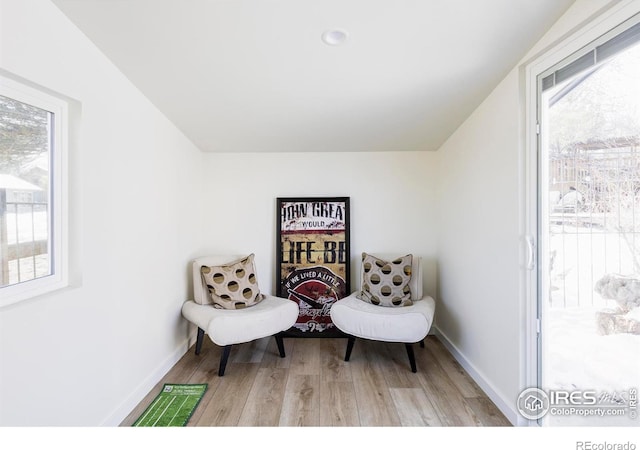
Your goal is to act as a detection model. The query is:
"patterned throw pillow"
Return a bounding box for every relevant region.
[201,254,265,309]
[357,253,413,307]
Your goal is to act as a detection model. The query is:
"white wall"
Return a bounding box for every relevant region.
[436,69,523,421]
[0,0,205,425]
[202,152,439,300]
[435,0,623,424]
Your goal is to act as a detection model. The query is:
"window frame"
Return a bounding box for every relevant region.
[0,75,69,307]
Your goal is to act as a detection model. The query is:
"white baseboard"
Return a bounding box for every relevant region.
[101,337,192,426]
[432,326,520,426]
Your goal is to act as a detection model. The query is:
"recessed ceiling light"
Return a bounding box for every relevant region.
[321,30,348,46]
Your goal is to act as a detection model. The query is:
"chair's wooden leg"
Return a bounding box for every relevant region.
[195,328,205,355]
[419,339,425,348]
[344,336,356,361]
[218,345,232,376]
[405,343,417,373]
[275,334,286,358]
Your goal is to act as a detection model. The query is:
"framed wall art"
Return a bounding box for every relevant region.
[276,197,350,337]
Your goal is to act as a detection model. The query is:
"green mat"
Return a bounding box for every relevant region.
[133,383,208,427]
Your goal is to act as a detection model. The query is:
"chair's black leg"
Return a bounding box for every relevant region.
[405,343,417,373]
[344,336,356,362]
[195,328,205,355]
[275,334,286,358]
[218,345,232,376]
[419,339,425,348]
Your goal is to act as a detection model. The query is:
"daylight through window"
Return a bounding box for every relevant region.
[0,94,52,287]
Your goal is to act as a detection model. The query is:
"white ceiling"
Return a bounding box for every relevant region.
[52,0,575,153]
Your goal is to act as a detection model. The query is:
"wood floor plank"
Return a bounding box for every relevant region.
[349,340,401,426]
[238,368,288,426]
[232,337,269,363]
[427,337,485,398]
[289,338,322,375]
[187,346,223,384]
[465,397,512,426]
[319,381,360,426]
[278,374,320,426]
[320,338,353,382]
[416,345,482,426]
[378,342,424,389]
[184,346,224,426]
[193,362,259,426]
[389,388,443,426]
[260,336,293,369]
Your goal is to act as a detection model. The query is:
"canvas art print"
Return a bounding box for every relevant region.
[276,197,350,337]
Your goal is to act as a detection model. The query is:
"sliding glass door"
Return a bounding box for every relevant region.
[537,18,640,427]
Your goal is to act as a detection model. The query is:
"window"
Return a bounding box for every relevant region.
[0,75,68,306]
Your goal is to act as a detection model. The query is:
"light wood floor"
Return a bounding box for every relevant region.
[120,335,511,427]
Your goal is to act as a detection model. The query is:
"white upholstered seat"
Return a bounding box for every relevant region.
[181,255,299,375]
[330,294,435,343]
[329,253,435,372]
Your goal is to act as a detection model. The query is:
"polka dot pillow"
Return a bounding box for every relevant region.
[357,253,413,307]
[200,254,265,309]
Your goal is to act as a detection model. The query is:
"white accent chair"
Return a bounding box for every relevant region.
[329,254,436,372]
[181,255,299,376]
